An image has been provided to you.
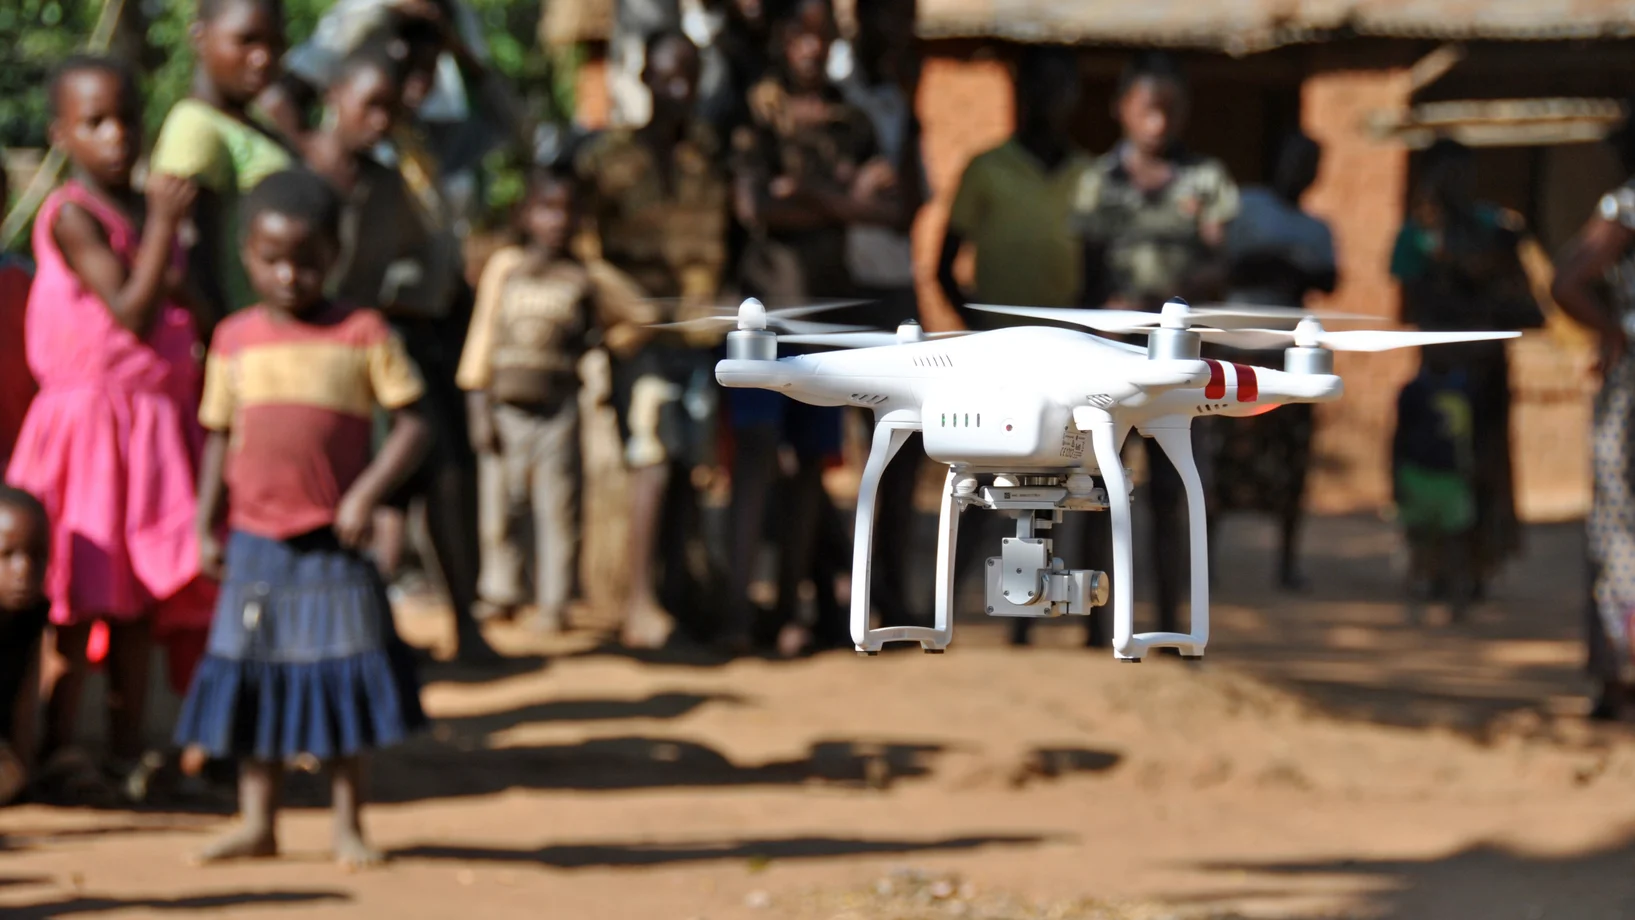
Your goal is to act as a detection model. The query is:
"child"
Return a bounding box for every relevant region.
[0,486,50,805]
[1393,347,1480,621]
[456,166,651,635]
[149,0,294,321]
[5,55,212,801]
[173,168,429,868]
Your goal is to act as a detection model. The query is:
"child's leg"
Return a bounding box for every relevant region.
[329,756,384,869]
[530,406,581,634]
[105,617,153,763]
[192,758,281,864]
[41,622,91,759]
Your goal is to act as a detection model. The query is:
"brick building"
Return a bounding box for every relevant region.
[544,0,1628,519]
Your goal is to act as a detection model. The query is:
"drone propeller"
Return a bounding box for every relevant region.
[777,329,972,348]
[650,297,873,336]
[1198,320,1521,353]
[967,302,1364,334]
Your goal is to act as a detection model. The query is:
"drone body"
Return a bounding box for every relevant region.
[708,299,1515,662]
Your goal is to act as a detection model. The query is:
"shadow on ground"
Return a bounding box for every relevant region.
[0,890,349,919]
[394,832,1058,869]
[1188,827,1635,918]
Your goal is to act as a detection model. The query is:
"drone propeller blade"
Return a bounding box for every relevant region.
[965,304,1158,332]
[1193,328,1301,350]
[967,303,1359,333]
[776,330,973,348]
[1227,328,1522,352]
[643,297,871,318]
[649,316,870,335]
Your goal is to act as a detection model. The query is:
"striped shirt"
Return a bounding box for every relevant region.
[200,304,424,540]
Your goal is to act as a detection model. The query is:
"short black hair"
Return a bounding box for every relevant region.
[48,54,138,122]
[334,30,411,89]
[643,28,697,66]
[1116,50,1188,100]
[198,0,283,23]
[0,485,47,533]
[1015,46,1078,99]
[242,168,342,239]
[526,162,581,203]
[391,10,444,55]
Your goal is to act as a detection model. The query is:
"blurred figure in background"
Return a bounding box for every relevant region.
[459,167,654,638]
[0,161,37,472]
[1390,139,1540,609]
[1216,131,1336,591]
[575,29,729,647]
[937,46,1089,636]
[726,0,891,655]
[1072,51,1239,645]
[1549,114,1635,719]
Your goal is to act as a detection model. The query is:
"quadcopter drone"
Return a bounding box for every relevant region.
[670,298,1518,662]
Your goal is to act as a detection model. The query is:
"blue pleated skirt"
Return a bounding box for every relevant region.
[173,529,426,761]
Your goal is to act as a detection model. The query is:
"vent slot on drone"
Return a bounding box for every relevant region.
[912,354,953,368]
[851,393,888,405]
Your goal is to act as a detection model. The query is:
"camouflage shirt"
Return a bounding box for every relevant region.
[1072,144,1240,307]
[574,123,730,304]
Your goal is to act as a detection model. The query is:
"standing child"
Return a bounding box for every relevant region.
[150,0,294,321]
[457,166,652,639]
[0,486,50,805]
[5,56,211,800]
[1392,348,1480,622]
[173,169,429,868]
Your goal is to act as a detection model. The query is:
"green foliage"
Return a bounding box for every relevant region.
[0,0,104,148]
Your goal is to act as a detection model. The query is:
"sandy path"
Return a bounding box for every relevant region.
[2,514,1631,920]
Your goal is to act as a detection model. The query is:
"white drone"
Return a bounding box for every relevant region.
[678,298,1517,662]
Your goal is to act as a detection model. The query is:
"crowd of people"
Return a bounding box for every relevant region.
[0,0,1619,870]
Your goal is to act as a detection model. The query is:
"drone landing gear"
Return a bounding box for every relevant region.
[851,423,956,655]
[1088,415,1211,663]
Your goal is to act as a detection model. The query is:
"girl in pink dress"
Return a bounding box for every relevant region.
[5,56,213,797]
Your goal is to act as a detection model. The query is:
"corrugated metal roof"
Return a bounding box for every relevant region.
[540,0,1635,49]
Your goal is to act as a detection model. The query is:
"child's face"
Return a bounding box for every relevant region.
[0,505,47,612]
[243,211,335,317]
[1117,77,1186,157]
[328,65,402,153]
[521,182,575,254]
[781,3,833,90]
[194,0,285,105]
[51,70,140,190]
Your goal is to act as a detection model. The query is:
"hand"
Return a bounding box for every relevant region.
[333,489,377,550]
[199,532,225,582]
[850,157,897,202]
[146,174,197,227]
[468,403,499,455]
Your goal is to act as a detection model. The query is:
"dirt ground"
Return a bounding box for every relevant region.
[3,511,1633,920]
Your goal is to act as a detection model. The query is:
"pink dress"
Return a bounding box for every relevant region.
[5,181,211,632]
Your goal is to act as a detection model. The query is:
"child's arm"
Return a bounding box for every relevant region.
[53,175,197,336]
[196,429,230,580]
[334,406,430,548]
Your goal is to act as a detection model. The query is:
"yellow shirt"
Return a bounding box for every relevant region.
[947,138,1093,308]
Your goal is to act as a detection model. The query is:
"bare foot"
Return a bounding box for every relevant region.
[179,745,209,777]
[0,744,25,805]
[776,623,810,659]
[188,824,278,865]
[334,828,386,871]
[620,599,675,650]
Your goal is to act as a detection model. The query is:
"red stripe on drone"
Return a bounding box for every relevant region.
[1203,360,1226,399]
[1232,363,1259,402]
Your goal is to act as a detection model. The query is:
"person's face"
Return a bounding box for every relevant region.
[0,504,47,613]
[521,181,576,254]
[50,69,140,189]
[644,38,700,123]
[1117,77,1186,157]
[731,0,766,28]
[243,211,335,317]
[328,64,401,153]
[193,0,285,105]
[782,4,833,89]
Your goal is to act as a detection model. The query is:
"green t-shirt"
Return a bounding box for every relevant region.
[947,139,1093,314]
[150,99,294,313]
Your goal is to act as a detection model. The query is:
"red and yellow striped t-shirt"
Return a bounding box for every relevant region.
[200,304,424,540]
